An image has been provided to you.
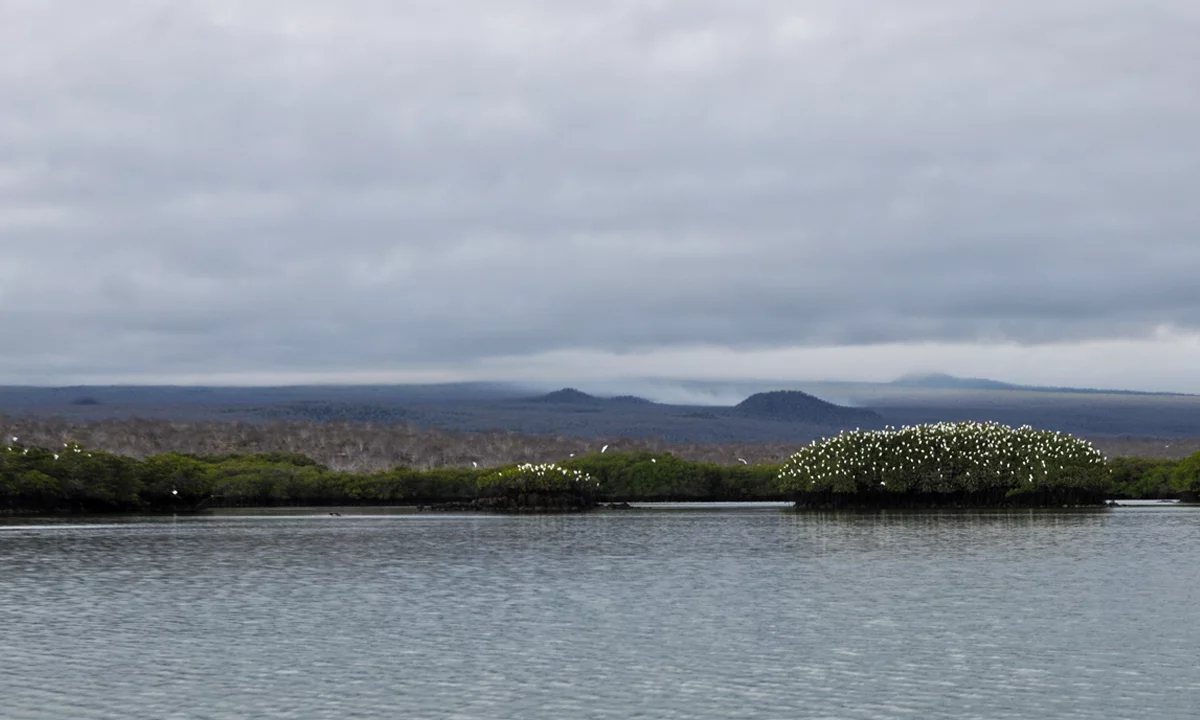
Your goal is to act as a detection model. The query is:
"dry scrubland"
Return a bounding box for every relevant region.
[0,416,798,471]
[1,415,1197,472]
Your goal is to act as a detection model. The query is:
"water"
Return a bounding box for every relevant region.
[2,506,1198,719]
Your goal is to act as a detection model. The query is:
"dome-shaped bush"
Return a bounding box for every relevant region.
[779,422,1109,507]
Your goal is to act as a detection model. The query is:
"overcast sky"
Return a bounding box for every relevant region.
[2,0,1199,392]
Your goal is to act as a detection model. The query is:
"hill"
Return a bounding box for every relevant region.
[527,388,602,404]
[890,373,1018,391]
[4,380,1200,445]
[889,373,1191,397]
[733,390,882,426]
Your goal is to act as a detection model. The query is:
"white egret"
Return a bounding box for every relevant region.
[737,458,748,465]
[601,445,609,453]
[472,461,478,468]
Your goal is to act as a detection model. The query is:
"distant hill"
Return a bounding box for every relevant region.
[733,390,882,426]
[526,388,658,406]
[890,372,1190,397]
[891,373,1018,391]
[5,380,1200,443]
[526,388,602,404]
[607,395,655,405]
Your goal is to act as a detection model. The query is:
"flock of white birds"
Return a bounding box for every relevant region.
[483,462,602,491]
[779,421,1107,494]
[4,438,94,460]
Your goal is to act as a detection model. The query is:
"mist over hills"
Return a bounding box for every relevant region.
[891,372,1191,396]
[890,373,1022,391]
[1,375,1199,448]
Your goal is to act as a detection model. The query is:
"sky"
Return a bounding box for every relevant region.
[2,0,1199,392]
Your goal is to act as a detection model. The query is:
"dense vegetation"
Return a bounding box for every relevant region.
[480,463,599,495]
[0,443,782,514]
[1108,454,1200,499]
[779,422,1113,507]
[1,431,1195,514]
[477,463,601,510]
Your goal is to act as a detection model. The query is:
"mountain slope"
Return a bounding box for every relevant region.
[732,390,882,426]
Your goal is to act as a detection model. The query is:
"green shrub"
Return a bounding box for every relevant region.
[1171,452,1200,493]
[562,451,783,500]
[779,422,1110,498]
[479,463,599,496]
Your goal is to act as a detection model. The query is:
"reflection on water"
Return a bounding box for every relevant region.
[2,507,1198,719]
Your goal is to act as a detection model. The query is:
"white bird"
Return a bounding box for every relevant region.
[601,445,609,453]
[472,461,478,468]
[651,458,657,463]
[172,489,178,496]
[737,458,748,465]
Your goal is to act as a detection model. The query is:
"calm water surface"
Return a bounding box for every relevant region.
[2,506,1198,719]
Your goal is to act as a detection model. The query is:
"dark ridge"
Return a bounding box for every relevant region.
[607,395,655,405]
[891,372,1191,397]
[527,388,601,404]
[734,390,882,425]
[71,397,102,406]
[890,373,1018,391]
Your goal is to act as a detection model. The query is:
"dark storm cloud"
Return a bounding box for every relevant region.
[1,0,1198,381]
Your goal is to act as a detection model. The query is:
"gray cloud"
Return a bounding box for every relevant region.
[1,0,1199,384]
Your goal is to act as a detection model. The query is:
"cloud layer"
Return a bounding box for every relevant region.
[2,1,1198,387]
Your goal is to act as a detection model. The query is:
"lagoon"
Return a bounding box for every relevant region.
[2,506,1198,719]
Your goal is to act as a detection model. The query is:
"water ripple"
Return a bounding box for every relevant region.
[2,508,1198,719]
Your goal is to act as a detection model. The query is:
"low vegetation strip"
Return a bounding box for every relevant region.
[0,445,782,514]
[1,431,1196,514]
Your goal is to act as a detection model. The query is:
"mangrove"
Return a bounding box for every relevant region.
[1,433,1197,514]
[780,422,1113,508]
